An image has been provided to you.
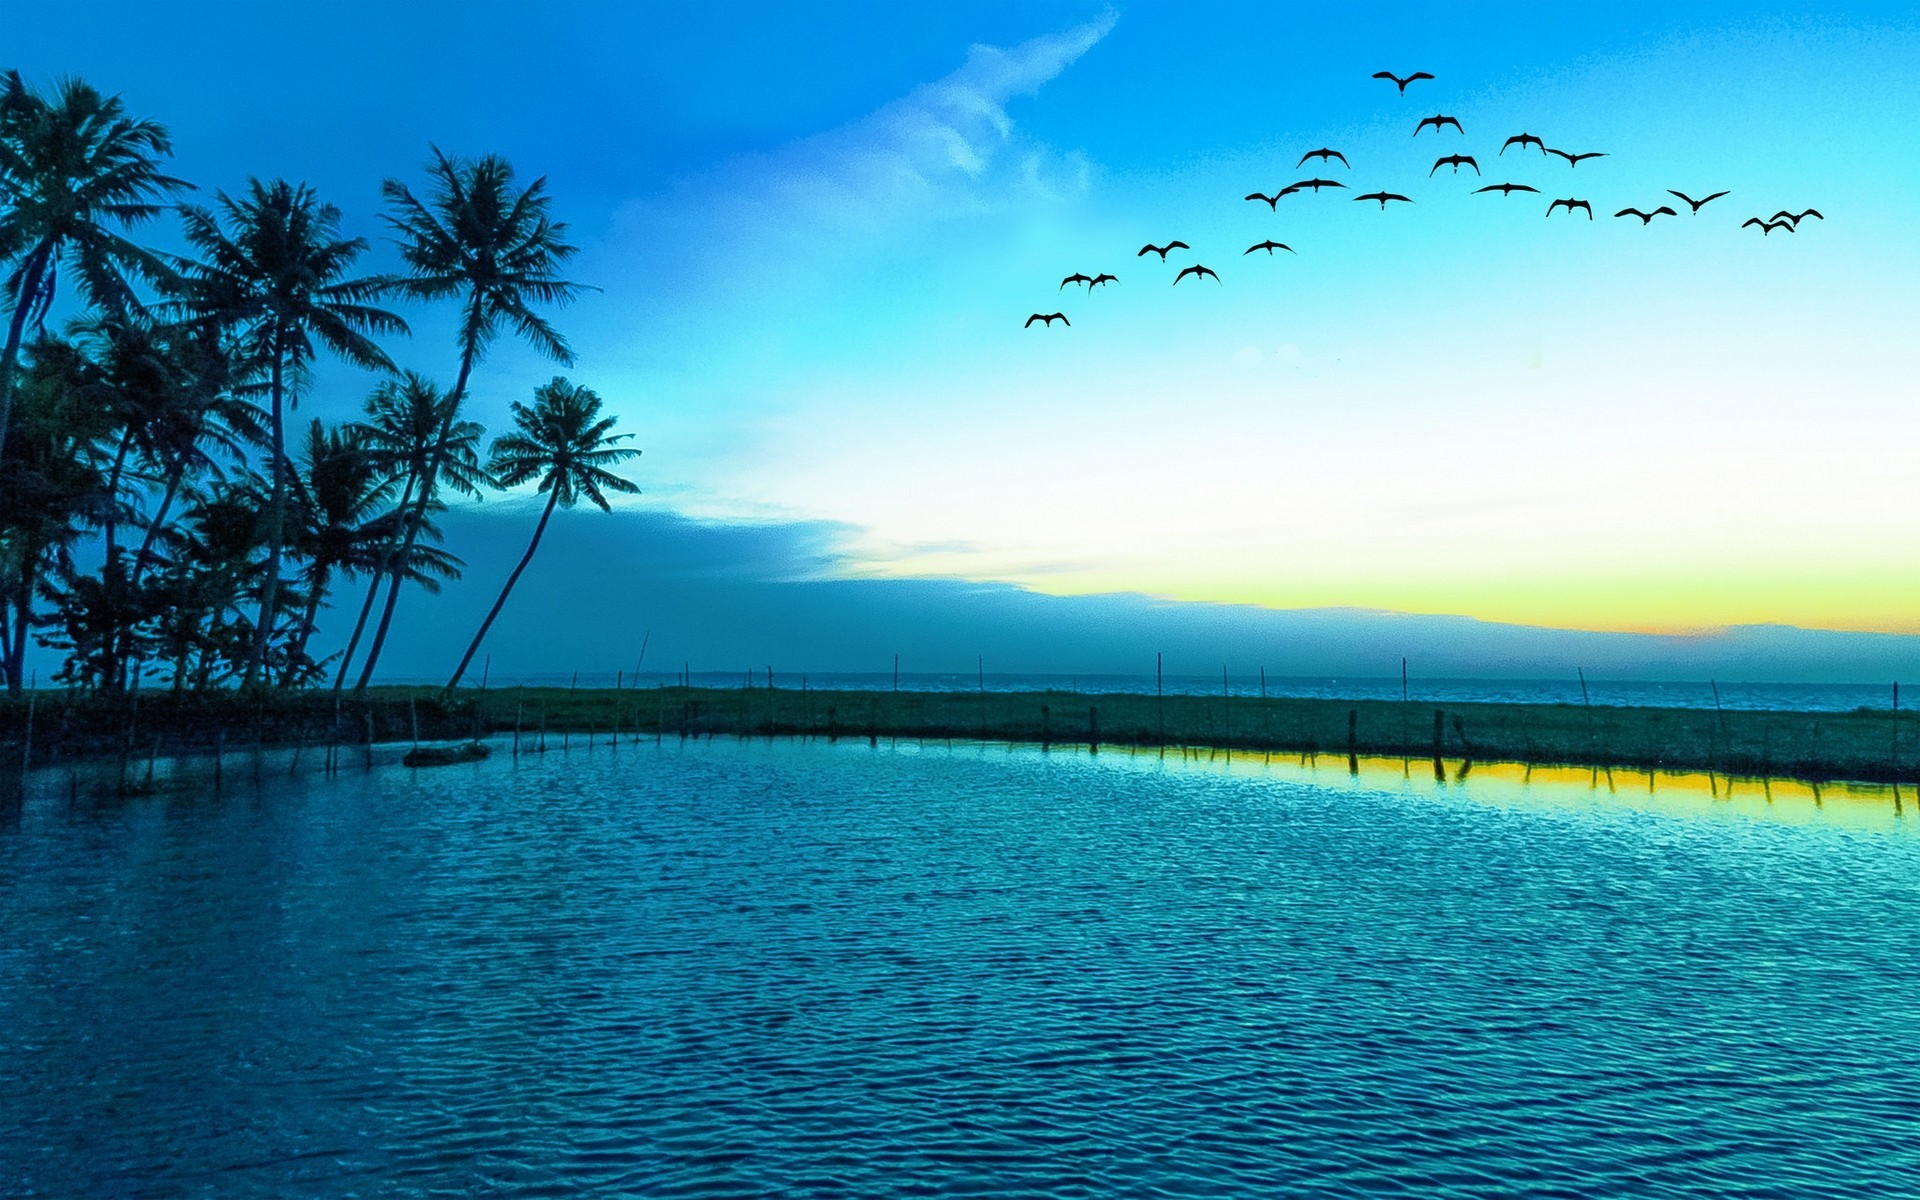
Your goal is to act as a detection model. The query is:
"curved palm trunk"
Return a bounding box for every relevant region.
[353,334,478,692]
[101,429,135,566]
[130,466,185,589]
[242,347,288,690]
[287,563,331,685]
[445,488,558,692]
[0,240,54,464]
[6,556,35,695]
[332,470,417,691]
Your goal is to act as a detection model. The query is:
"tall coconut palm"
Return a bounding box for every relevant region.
[330,372,487,690]
[172,179,406,688]
[0,71,188,461]
[353,148,584,692]
[445,377,637,691]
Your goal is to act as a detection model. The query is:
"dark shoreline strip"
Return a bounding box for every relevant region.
[2,685,1915,789]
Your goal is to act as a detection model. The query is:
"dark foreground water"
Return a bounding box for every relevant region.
[4,739,1919,1198]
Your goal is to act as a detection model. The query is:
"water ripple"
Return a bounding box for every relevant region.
[4,737,1920,1197]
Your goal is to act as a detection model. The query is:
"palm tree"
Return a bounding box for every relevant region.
[353,148,584,692]
[445,377,637,691]
[0,71,188,461]
[0,336,119,690]
[172,179,406,688]
[330,372,487,690]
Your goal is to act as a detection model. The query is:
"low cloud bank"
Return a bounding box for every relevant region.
[309,506,1920,687]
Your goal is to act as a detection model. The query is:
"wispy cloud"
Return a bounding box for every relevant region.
[612,10,1116,274]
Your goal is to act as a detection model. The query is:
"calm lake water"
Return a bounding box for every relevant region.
[4,738,1918,1197]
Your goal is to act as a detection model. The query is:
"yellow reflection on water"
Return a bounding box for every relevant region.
[1103,745,1912,835]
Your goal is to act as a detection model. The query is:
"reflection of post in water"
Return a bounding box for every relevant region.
[1432,709,1445,782]
[1452,714,1473,781]
[1892,681,1901,809]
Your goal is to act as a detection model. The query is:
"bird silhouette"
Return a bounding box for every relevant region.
[1547,148,1607,167]
[1285,178,1347,192]
[1060,272,1093,290]
[1473,182,1539,196]
[1373,70,1434,94]
[1429,154,1480,176]
[1244,240,1295,255]
[1547,198,1593,220]
[1296,147,1350,168]
[1614,206,1677,224]
[1501,133,1547,156]
[1244,191,1285,210]
[1415,114,1464,136]
[1138,241,1190,260]
[1742,217,1795,235]
[1025,312,1069,327]
[1772,208,1823,225]
[1667,189,1729,214]
[1174,264,1220,285]
[1355,191,1414,208]
[1089,273,1118,288]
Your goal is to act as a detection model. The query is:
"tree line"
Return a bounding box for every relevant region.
[0,71,638,698]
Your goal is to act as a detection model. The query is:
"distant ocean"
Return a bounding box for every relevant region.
[441,672,1905,714]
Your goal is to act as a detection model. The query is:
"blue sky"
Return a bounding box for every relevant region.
[11,0,1920,678]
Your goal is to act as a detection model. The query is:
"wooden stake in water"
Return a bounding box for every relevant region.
[1260,666,1266,701]
[20,678,35,780]
[1578,667,1598,764]
[1893,681,1901,806]
[1157,651,1165,746]
[1222,665,1231,747]
[409,695,420,750]
[481,653,489,690]
[893,654,899,692]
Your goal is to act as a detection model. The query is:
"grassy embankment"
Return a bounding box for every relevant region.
[0,684,1914,786]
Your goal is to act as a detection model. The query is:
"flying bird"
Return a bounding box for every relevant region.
[1025,312,1069,327]
[1473,182,1539,196]
[1355,191,1414,208]
[1772,208,1823,225]
[1296,147,1350,168]
[1245,191,1285,210]
[1285,177,1347,192]
[1244,240,1295,255]
[1500,132,1547,156]
[1174,264,1220,285]
[1547,197,1593,219]
[1547,148,1607,167]
[1060,272,1093,290]
[1667,189,1729,214]
[1373,70,1434,94]
[1415,114,1464,136]
[1429,154,1480,176]
[1614,206,1677,224]
[1089,273,1118,288]
[1138,241,1190,260]
[1742,217,1794,235]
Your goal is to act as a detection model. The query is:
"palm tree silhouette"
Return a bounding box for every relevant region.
[354,149,585,692]
[173,179,406,688]
[0,71,188,463]
[331,372,487,690]
[445,377,637,691]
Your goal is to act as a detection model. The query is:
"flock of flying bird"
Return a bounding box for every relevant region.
[1023,69,1822,329]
